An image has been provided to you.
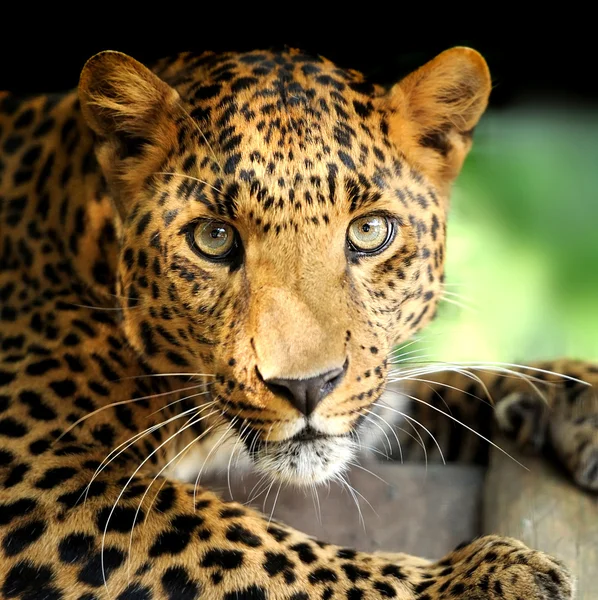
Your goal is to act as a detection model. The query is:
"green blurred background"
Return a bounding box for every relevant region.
[415,106,598,363]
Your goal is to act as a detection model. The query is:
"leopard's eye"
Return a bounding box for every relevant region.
[189,220,238,260]
[347,214,394,254]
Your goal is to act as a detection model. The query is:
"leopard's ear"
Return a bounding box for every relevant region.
[78,51,181,212]
[382,47,491,195]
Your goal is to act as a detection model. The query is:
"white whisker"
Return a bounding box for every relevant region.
[361,412,393,457]
[84,402,217,503]
[154,172,224,194]
[176,103,224,173]
[347,460,389,486]
[193,418,238,508]
[56,384,208,442]
[310,483,322,525]
[228,420,250,501]
[362,409,402,463]
[100,407,218,590]
[267,480,284,527]
[378,391,530,470]
[126,416,221,577]
[374,398,446,466]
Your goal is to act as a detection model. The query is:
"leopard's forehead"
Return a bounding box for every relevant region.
[152,49,421,228]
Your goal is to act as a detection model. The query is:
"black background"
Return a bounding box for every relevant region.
[1,19,596,109]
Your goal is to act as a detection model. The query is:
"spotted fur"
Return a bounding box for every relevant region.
[0,46,590,598]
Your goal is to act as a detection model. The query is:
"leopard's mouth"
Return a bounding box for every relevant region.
[199,385,365,485]
[168,403,360,486]
[288,425,332,443]
[247,425,357,486]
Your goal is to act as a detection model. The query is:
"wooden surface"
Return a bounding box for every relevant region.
[483,437,598,599]
[207,463,484,558]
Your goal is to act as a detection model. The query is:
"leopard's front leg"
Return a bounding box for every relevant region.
[393,358,598,491]
[0,441,423,600]
[0,442,575,599]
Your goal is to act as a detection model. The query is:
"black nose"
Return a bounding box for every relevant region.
[262,363,347,416]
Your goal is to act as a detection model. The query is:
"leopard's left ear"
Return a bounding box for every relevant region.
[382,47,491,195]
[78,51,182,213]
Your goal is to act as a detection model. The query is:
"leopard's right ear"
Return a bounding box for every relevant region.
[78,51,181,212]
[380,47,491,197]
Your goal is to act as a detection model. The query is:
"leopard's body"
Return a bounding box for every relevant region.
[0,46,596,599]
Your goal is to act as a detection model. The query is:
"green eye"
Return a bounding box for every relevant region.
[347,214,394,253]
[191,220,237,259]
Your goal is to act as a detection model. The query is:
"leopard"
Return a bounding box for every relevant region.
[0,44,596,599]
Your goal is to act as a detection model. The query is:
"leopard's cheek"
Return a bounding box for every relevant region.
[116,240,239,375]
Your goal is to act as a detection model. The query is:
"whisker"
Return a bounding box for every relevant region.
[85,402,217,502]
[247,426,262,461]
[261,477,276,516]
[352,428,392,461]
[310,483,322,526]
[193,418,238,508]
[147,387,213,417]
[388,337,428,357]
[402,376,493,409]
[441,281,470,288]
[368,402,430,468]
[154,172,224,194]
[390,360,589,387]
[398,414,429,466]
[246,473,272,505]
[267,480,284,527]
[441,290,476,304]
[347,460,389,487]
[100,407,218,590]
[378,392,530,470]
[361,412,393,457]
[228,420,250,501]
[362,409,402,463]
[440,295,478,313]
[357,441,393,461]
[263,423,275,458]
[234,422,251,469]
[176,103,223,173]
[67,302,124,311]
[390,364,501,404]
[374,398,446,466]
[56,384,209,441]
[389,352,438,365]
[394,423,427,453]
[333,472,374,530]
[390,363,552,408]
[115,372,216,382]
[126,417,221,577]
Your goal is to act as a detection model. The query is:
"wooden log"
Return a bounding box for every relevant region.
[483,437,598,599]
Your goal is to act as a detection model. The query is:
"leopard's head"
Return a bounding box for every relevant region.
[79,47,490,485]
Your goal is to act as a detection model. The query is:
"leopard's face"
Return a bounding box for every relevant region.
[79,48,490,485]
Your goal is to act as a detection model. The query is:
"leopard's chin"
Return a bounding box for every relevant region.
[168,428,356,487]
[253,434,357,486]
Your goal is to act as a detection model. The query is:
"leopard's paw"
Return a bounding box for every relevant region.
[429,535,574,600]
[494,392,549,453]
[554,413,598,492]
[496,387,598,492]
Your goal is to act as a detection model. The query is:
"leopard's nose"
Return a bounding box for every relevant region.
[260,363,347,416]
